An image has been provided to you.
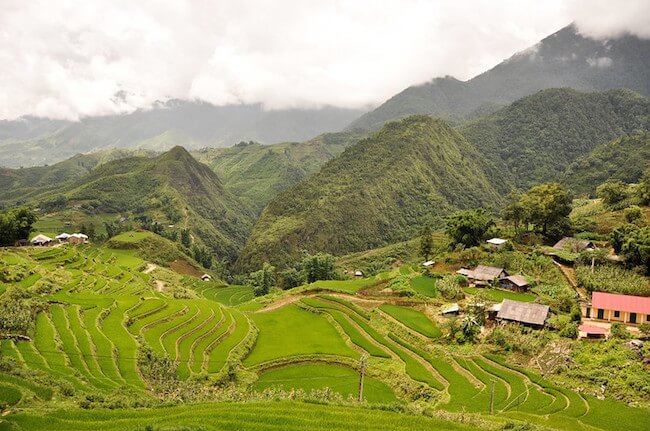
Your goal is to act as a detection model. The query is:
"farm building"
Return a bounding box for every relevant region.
[496,299,549,329]
[354,270,364,277]
[459,265,508,286]
[582,292,650,325]
[441,303,460,315]
[68,233,89,244]
[578,324,607,339]
[486,238,508,248]
[553,237,595,253]
[201,274,212,282]
[422,260,435,267]
[56,233,70,242]
[501,275,530,292]
[31,234,52,246]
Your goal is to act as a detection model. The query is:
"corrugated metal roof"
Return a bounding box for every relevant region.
[578,324,607,334]
[592,292,650,315]
[497,299,549,326]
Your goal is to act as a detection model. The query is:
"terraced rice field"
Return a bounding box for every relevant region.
[409,276,437,297]
[379,304,441,338]
[1,245,648,431]
[253,364,397,403]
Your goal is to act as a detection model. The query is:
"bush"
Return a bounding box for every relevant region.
[575,265,649,297]
[610,322,629,339]
[436,275,465,300]
[560,322,578,339]
[624,205,643,223]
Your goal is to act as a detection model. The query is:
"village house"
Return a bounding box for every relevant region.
[31,234,52,246]
[56,233,70,242]
[440,303,460,316]
[486,238,508,248]
[68,233,89,245]
[496,299,549,329]
[458,265,508,286]
[501,275,531,292]
[201,274,212,282]
[422,260,435,268]
[553,237,595,253]
[354,270,364,277]
[578,324,608,339]
[582,292,650,325]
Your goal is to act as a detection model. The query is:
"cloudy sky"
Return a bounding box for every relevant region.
[1,0,648,120]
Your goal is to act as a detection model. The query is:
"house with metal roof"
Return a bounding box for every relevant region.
[582,292,650,325]
[496,299,549,328]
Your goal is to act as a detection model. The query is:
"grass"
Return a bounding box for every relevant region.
[0,384,22,406]
[0,401,485,431]
[301,279,374,294]
[301,298,390,358]
[245,305,357,366]
[253,364,397,403]
[410,276,437,297]
[109,231,153,243]
[379,304,441,338]
[463,287,536,303]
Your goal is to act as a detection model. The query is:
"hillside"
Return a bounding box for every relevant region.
[0,149,155,205]
[350,24,650,129]
[236,116,509,271]
[0,101,364,168]
[564,133,650,196]
[458,88,650,189]
[25,147,254,263]
[194,130,366,212]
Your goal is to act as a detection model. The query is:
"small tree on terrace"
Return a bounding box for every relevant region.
[597,180,629,209]
[445,209,494,248]
[419,224,434,260]
[502,193,524,236]
[299,252,337,283]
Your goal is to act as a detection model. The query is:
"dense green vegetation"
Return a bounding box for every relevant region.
[238,116,509,270]
[459,88,650,189]
[195,130,366,213]
[565,133,650,196]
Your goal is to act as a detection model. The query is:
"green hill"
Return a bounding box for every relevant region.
[458,88,650,190]
[236,116,508,271]
[564,133,650,196]
[22,147,254,263]
[194,130,366,213]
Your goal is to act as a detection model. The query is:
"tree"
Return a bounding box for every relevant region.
[192,245,213,269]
[623,205,642,224]
[180,229,191,248]
[619,226,650,274]
[597,180,629,209]
[611,223,640,254]
[520,183,572,240]
[299,252,337,283]
[636,168,650,205]
[419,225,434,260]
[445,209,494,248]
[249,262,276,296]
[501,193,524,236]
[278,268,304,290]
[0,207,37,246]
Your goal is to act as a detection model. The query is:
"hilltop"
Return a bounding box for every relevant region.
[459,88,650,189]
[236,116,509,271]
[350,24,650,129]
[14,147,255,263]
[194,130,366,212]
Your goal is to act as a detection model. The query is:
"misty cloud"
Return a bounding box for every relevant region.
[0,0,648,120]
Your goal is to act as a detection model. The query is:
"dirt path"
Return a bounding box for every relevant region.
[153,280,165,292]
[552,260,587,300]
[256,295,303,313]
[143,263,157,274]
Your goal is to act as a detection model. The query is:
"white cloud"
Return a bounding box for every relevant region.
[0,0,647,120]
[569,0,650,39]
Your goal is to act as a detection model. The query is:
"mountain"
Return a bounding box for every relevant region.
[236,115,508,271]
[458,88,650,190]
[15,147,254,263]
[564,133,650,196]
[194,130,367,213]
[350,24,650,129]
[0,149,156,205]
[0,101,364,168]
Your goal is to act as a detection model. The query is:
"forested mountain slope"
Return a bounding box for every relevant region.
[350,24,650,129]
[458,88,650,189]
[236,116,508,271]
[194,130,367,212]
[564,133,650,196]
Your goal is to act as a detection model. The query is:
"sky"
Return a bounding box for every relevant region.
[0,0,648,120]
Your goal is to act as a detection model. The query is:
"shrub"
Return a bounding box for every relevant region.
[610,322,629,339]
[560,322,578,339]
[436,275,464,300]
[624,205,643,223]
[575,265,649,297]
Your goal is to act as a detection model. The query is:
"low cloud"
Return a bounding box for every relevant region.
[0,0,647,120]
